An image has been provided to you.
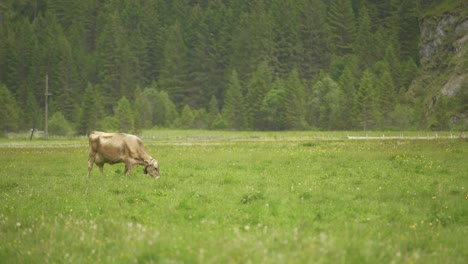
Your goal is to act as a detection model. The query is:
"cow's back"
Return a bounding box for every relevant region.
[89,131,145,162]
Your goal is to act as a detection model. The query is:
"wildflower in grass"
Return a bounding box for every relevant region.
[432,196,437,200]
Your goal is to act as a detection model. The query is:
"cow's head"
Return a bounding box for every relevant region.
[144,159,160,178]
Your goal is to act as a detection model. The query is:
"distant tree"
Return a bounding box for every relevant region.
[223,70,245,130]
[208,95,220,129]
[178,104,195,129]
[133,86,152,130]
[158,90,179,127]
[142,84,178,128]
[328,0,356,56]
[3,17,41,114]
[115,96,134,133]
[24,92,41,130]
[48,111,72,136]
[271,0,302,78]
[34,11,81,123]
[299,0,330,79]
[97,6,133,110]
[308,74,341,129]
[245,60,273,130]
[375,62,397,126]
[261,79,286,130]
[77,82,98,135]
[230,0,274,81]
[0,1,436,132]
[329,54,357,81]
[432,95,450,130]
[396,0,420,62]
[320,77,341,130]
[354,69,381,130]
[100,116,119,132]
[187,4,228,108]
[384,44,402,90]
[284,68,307,130]
[0,84,21,132]
[353,7,374,70]
[158,21,191,108]
[338,64,357,129]
[193,108,208,129]
[390,103,414,130]
[400,58,419,93]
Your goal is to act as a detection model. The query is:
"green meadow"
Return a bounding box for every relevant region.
[1,131,467,263]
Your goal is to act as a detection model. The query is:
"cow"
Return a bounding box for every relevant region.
[87,131,160,178]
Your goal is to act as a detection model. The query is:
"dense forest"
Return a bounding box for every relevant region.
[0,0,466,135]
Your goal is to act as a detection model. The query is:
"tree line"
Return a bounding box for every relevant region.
[0,0,438,134]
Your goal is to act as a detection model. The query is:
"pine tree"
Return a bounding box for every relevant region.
[24,92,41,130]
[133,86,152,131]
[54,31,80,122]
[271,0,302,78]
[158,21,191,108]
[121,0,150,88]
[187,4,228,107]
[230,0,274,81]
[261,79,286,130]
[223,70,245,130]
[384,44,402,91]
[178,104,195,129]
[284,68,306,130]
[245,61,272,130]
[328,0,356,56]
[396,0,420,62]
[308,74,340,129]
[48,111,72,136]
[97,6,133,110]
[208,95,220,129]
[354,69,380,130]
[338,65,357,129]
[0,84,21,132]
[401,58,419,93]
[375,62,397,126]
[159,91,179,127]
[77,82,98,135]
[353,6,374,70]
[299,0,330,79]
[144,83,179,128]
[319,76,341,130]
[115,96,134,133]
[5,17,41,123]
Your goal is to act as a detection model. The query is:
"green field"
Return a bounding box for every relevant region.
[1,131,467,263]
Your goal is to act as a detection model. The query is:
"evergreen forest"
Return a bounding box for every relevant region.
[0,0,466,135]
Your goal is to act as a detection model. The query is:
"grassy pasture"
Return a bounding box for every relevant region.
[0,131,467,263]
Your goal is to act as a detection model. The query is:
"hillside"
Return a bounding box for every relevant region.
[414,0,468,130]
[0,0,466,134]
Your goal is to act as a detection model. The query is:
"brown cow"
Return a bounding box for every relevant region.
[87,131,160,178]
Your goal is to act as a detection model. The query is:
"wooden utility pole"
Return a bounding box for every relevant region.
[44,74,51,139]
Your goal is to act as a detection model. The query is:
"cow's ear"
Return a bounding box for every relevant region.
[143,166,148,174]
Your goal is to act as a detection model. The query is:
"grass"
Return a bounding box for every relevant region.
[0,131,467,263]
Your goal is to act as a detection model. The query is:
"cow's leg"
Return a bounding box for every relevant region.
[124,165,128,175]
[124,162,136,176]
[87,152,96,177]
[98,164,104,176]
